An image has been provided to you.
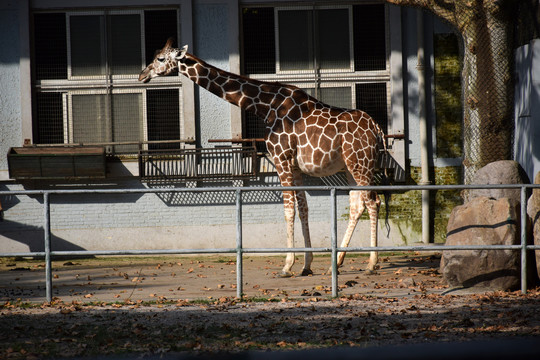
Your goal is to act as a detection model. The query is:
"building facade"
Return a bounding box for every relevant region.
[0,0,466,254]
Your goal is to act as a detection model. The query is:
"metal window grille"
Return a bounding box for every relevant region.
[355,83,389,134]
[147,89,181,150]
[241,3,390,149]
[35,92,64,144]
[32,9,181,155]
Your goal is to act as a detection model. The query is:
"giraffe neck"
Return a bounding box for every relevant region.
[178,53,311,123]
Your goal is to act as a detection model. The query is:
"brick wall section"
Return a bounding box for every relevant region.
[0,166,462,250]
[0,181,351,231]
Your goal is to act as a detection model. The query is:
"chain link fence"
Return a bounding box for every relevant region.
[387,0,535,183]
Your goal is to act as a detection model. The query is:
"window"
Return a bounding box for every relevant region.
[241,4,389,149]
[277,7,352,72]
[32,9,180,155]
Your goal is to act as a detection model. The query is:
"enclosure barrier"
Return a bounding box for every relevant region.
[1,184,539,302]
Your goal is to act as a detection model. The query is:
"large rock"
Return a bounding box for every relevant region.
[441,196,522,290]
[527,171,540,279]
[463,160,528,203]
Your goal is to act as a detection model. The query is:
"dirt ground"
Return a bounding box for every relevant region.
[0,253,449,303]
[1,254,539,359]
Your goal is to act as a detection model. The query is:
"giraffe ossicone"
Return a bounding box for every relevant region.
[140,39,387,277]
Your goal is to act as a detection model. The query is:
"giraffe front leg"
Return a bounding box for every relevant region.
[327,191,364,275]
[280,192,296,278]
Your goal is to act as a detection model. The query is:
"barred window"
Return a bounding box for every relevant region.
[32,9,181,155]
[241,4,390,151]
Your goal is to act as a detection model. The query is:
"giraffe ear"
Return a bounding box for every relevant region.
[175,45,188,60]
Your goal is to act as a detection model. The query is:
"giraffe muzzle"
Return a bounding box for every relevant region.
[138,69,152,83]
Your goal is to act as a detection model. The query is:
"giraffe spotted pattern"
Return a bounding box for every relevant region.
[140,39,386,277]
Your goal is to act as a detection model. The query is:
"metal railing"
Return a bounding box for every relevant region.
[1,184,539,302]
[139,146,258,182]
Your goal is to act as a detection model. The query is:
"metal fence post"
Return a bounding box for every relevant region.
[43,192,53,302]
[330,188,338,298]
[521,185,528,294]
[236,189,243,298]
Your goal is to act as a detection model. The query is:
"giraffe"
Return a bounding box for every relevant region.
[139,39,386,277]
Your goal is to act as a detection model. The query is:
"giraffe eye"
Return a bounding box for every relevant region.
[157,57,165,62]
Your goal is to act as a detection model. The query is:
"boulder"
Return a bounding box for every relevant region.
[441,196,522,290]
[527,171,540,279]
[463,160,528,203]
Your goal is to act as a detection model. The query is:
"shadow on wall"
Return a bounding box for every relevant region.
[145,174,284,206]
[0,219,89,255]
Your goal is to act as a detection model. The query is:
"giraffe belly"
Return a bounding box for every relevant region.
[296,149,345,177]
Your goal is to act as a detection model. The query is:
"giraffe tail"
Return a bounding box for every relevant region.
[376,124,391,237]
[380,169,391,238]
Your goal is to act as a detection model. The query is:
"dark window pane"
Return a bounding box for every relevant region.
[34,13,67,80]
[355,83,388,132]
[35,92,64,144]
[147,89,181,149]
[317,9,350,70]
[144,10,178,64]
[244,112,267,152]
[110,15,142,75]
[353,4,386,71]
[242,7,275,75]
[278,9,313,71]
[70,15,104,76]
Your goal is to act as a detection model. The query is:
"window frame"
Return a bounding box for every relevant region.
[241,3,392,144]
[274,5,355,75]
[32,7,184,155]
[65,88,146,144]
[65,10,146,81]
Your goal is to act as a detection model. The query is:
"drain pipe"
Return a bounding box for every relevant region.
[417,9,431,244]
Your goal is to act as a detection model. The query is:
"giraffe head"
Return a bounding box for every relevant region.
[139,38,187,83]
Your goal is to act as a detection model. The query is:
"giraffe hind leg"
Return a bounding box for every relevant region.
[293,172,313,276]
[280,191,296,278]
[365,191,380,273]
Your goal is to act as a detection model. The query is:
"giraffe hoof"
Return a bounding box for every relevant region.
[279,271,293,278]
[326,268,340,275]
[365,269,377,275]
[300,269,313,276]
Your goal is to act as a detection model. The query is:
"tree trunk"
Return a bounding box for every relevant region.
[385,0,517,182]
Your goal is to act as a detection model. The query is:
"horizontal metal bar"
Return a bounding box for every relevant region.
[208,138,265,143]
[3,244,538,259]
[0,252,47,257]
[240,247,331,254]
[49,248,238,257]
[2,183,540,197]
[23,139,196,147]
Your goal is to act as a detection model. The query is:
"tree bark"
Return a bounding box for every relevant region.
[385,0,517,182]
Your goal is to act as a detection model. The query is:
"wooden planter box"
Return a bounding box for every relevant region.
[8,146,106,180]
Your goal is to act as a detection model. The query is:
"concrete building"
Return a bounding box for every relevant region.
[0,0,493,254]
